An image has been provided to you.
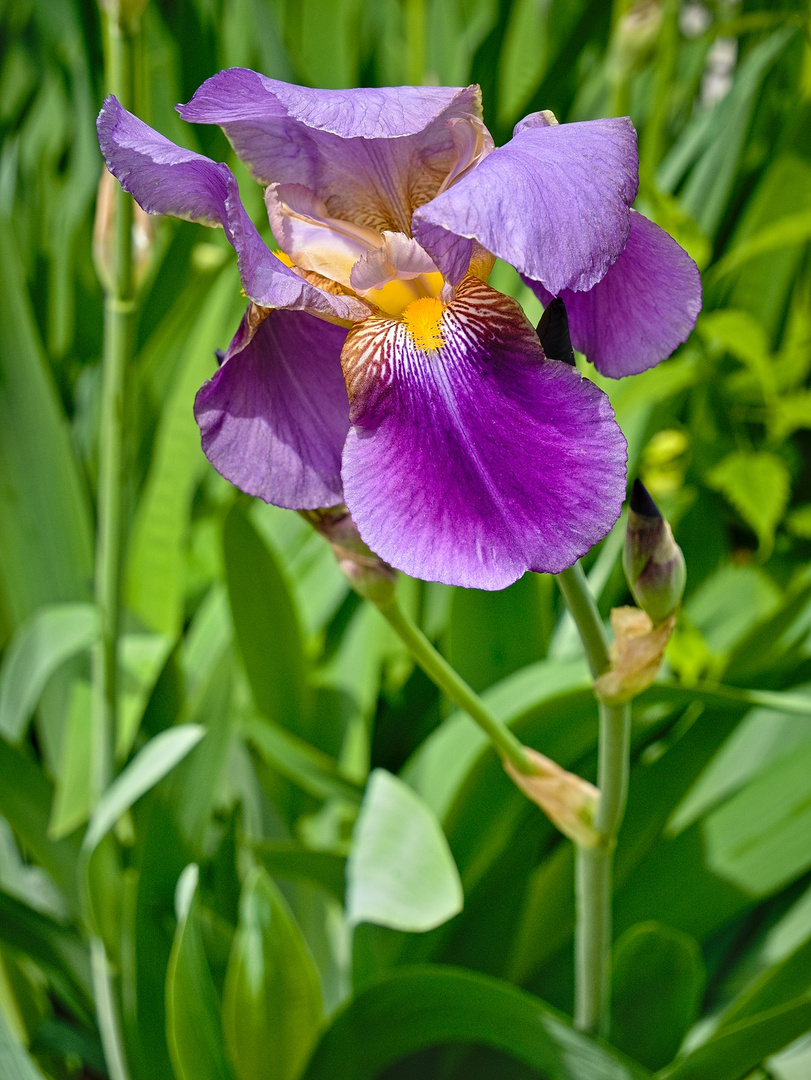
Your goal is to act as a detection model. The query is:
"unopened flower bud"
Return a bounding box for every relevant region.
[301,506,397,606]
[623,479,685,624]
[503,747,600,848]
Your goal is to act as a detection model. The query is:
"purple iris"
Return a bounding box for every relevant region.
[97,72,701,590]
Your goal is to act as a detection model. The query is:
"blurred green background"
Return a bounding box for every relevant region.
[2,1,811,1078]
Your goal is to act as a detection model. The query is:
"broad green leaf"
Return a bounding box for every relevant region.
[0,737,79,902]
[0,1002,47,1080]
[241,714,363,806]
[611,922,705,1070]
[496,0,549,125]
[0,603,99,743]
[126,267,241,637]
[48,680,94,840]
[223,504,309,737]
[659,995,811,1080]
[719,934,811,1031]
[166,864,235,1080]
[706,451,790,555]
[346,770,463,932]
[702,737,811,896]
[301,965,649,1080]
[0,888,92,1017]
[709,209,811,282]
[82,725,205,857]
[252,842,346,905]
[116,632,175,760]
[222,867,323,1080]
[0,226,93,637]
[446,574,547,693]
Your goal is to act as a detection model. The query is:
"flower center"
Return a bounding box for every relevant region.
[402,296,446,354]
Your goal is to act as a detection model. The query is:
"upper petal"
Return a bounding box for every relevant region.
[413,118,639,294]
[527,211,703,377]
[177,69,489,236]
[340,277,627,589]
[97,96,368,322]
[194,307,350,509]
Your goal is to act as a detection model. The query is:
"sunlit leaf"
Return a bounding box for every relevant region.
[706,451,790,554]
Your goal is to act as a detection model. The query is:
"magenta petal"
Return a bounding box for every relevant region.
[97,96,366,321]
[527,212,703,377]
[414,118,638,294]
[195,308,349,509]
[340,279,627,589]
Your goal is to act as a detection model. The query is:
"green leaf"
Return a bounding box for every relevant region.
[0,226,93,637]
[241,714,363,806]
[82,725,205,857]
[658,995,811,1080]
[126,267,241,637]
[252,842,346,905]
[222,866,323,1080]
[346,770,463,933]
[223,504,309,737]
[496,0,549,125]
[48,679,94,840]
[0,603,99,743]
[706,451,790,555]
[719,934,811,1031]
[301,965,650,1080]
[166,864,235,1080]
[611,922,705,1071]
[116,632,176,760]
[702,737,811,897]
[0,1002,47,1080]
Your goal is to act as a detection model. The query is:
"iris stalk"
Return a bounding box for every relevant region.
[374,595,537,775]
[555,564,631,1038]
[90,5,138,1080]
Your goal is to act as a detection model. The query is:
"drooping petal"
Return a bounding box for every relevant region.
[527,212,702,377]
[178,69,488,236]
[194,307,350,509]
[97,96,368,322]
[413,118,638,294]
[340,277,627,589]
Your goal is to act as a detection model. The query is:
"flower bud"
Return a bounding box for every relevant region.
[503,748,600,848]
[623,479,685,625]
[301,506,397,606]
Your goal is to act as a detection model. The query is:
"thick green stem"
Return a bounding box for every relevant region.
[555,564,631,1037]
[375,596,535,775]
[405,0,427,85]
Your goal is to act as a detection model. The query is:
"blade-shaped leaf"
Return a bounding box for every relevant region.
[0,1002,47,1080]
[0,603,99,743]
[222,866,323,1080]
[82,725,205,857]
[611,922,705,1071]
[223,504,309,738]
[166,864,235,1080]
[346,770,463,933]
[301,965,650,1080]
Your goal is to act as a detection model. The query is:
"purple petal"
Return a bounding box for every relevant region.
[340,278,627,589]
[527,212,703,377]
[97,96,367,322]
[413,118,638,294]
[177,70,488,237]
[195,307,350,509]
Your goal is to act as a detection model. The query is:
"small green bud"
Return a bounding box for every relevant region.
[301,506,397,606]
[623,479,686,624]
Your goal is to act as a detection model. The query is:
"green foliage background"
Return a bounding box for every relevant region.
[2,1,811,1078]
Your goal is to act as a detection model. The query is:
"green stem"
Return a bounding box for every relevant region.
[554,564,630,1037]
[93,9,136,796]
[89,9,137,1080]
[374,596,535,774]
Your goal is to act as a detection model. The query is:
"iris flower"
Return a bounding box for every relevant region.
[97,72,700,590]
